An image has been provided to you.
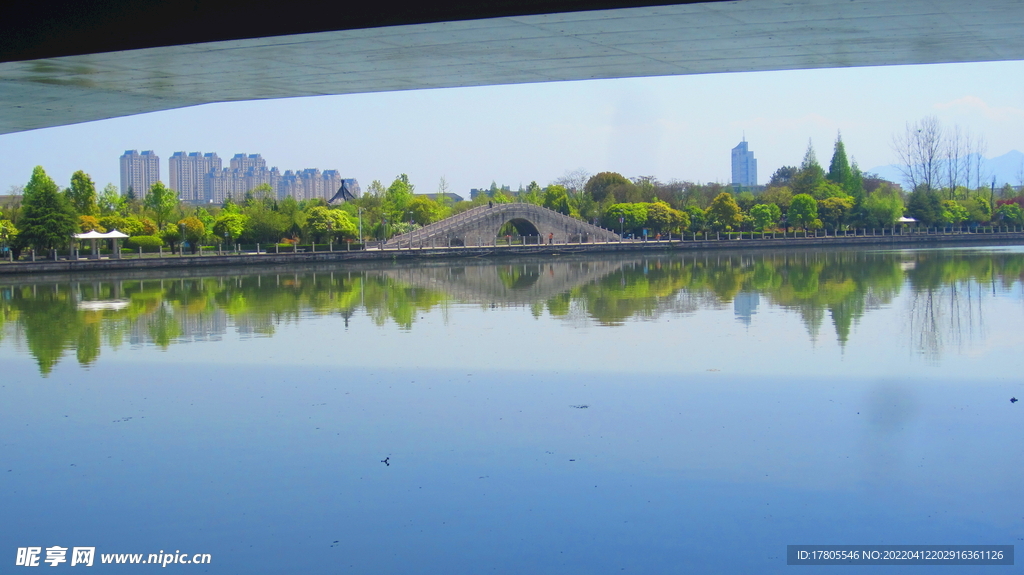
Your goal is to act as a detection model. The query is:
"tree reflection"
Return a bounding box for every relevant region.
[2,248,1022,374]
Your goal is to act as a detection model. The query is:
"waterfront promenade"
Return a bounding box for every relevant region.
[1,228,1023,276]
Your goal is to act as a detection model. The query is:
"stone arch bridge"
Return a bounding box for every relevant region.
[382,203,620,249]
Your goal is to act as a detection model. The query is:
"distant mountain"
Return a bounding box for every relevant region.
[867,150,1024,188]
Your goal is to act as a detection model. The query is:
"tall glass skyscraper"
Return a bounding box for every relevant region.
[731,139,757,187]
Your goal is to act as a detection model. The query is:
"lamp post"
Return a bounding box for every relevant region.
[224,231,229,255]
[179,223,186,256]
[357,207,363,244]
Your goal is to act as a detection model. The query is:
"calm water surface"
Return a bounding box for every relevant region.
[1,246,1022,573]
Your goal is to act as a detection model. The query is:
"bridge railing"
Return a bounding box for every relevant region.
[383,202,622,248]
[384,204,492,247]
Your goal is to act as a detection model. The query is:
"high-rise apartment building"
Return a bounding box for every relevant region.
[229,153,266,172]
[279,169,348,201]
[122,149,357,203]
[169,152,222,201]
[119,150,160,198]
[731,139,757,187]
[206,153,281,203]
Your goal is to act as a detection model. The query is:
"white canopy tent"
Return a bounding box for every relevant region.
[73,230,129,259]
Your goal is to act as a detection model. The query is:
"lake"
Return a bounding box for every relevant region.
[1,245,1021,573]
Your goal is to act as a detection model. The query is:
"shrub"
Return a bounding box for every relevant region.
[126,235,165,252]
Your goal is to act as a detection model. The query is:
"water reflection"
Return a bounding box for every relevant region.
[2,247,1022,374]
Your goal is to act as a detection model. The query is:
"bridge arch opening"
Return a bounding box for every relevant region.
[498,218,541,242]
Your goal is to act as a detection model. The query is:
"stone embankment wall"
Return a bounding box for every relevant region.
[1,232,1022,276]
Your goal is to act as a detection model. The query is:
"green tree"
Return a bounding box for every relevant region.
[939,200,969,225]
[706,192,743,230]
[98,183,126,216]
[827,134,852,188]
[521,181,543,205]
[305,206,357,242]
[789,194,820,230]
[194,208,216,236]
[491,190,513,204]
[0,219,18,249]
[995,203,1024,226]
[735,190,756,211]
[906,187,943,226]
[603,203,648,234]
[243,203,289,243]
[365,180,386,197]
[160,224,182,252]
[144,181,178,228]
[645,201,687,234]
[66,170,99,216]
[792,141,825,196]
[178,216,206,254]
[847,162,866,203]
[819,196,853,231]
[246,183,275,204]
[812,180,850,201]
[758,186,793,211]
[385,175,414,211]
[213,213,249,244]
[99,214,144,236]
[768,166,798,188]
[542,185,577,217]
[862,184,904,227]
[584,172,634,203]
[962,197,991,224]
[407,195,446,225]
[17,166,78,254]
[685,206,708,232]
[750,203,781,231]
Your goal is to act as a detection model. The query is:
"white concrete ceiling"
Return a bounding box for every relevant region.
[1,0,1022,134]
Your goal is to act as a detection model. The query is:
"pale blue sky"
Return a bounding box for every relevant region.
[1,60,1022,197]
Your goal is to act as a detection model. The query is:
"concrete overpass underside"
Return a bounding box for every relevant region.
[0,0,1022,135]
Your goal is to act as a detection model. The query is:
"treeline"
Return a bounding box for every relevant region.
[461,132,1022,236]
[4,124,1024,258]
[1,167,362,257]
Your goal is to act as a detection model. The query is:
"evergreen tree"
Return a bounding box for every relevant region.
[827,134,852,187]
[767,166,798,188]
[17,166,78,253]
[792,140,825,196]
[906,187,943,226]
[846,161,868,225]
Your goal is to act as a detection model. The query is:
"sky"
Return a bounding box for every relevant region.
[0,60,1023,197]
